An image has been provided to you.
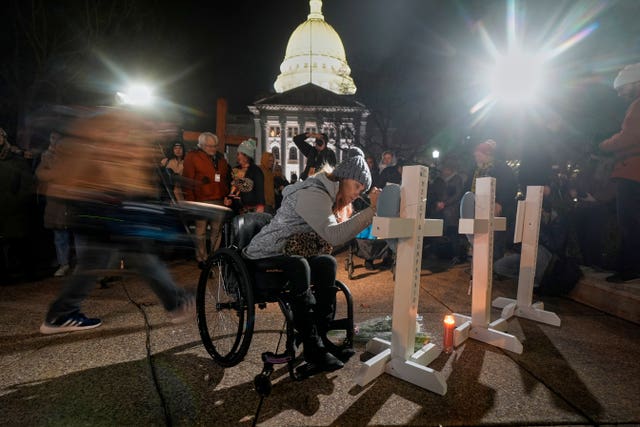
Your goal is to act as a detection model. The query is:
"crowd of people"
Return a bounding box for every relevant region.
[0,62,638,374]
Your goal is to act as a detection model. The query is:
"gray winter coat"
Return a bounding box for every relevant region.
[244,173,374,259]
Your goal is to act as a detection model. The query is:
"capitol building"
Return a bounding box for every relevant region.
[249,0,369,179]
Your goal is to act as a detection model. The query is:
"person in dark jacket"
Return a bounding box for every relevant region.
[470,140,518,261]
[433,157,466,261]
[365,154,380,190]
[495,186,569,285]
[224,139,265,214]
[377,158,404,187]
[273,163,289,210]
[0,127,36,281]
[36,131,74,277]
[159,140,186,201]
[293,132,336,180]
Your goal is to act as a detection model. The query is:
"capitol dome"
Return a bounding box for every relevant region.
[274,0,357,95]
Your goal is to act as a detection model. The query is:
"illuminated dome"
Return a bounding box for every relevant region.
[274,0,356,95]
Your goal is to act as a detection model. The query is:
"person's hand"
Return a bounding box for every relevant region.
[256,205,265,213]
[495,202,503,216]
[368,187,381,213]
[160,158,168,167]
[436,201,445,210]
[223,197,232,206]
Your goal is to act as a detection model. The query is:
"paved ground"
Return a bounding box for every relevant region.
[1,252,639,426]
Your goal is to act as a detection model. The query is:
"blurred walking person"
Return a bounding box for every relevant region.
[39,109,195,334]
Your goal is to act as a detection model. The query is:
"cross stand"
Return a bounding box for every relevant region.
[453,177,523,354]
[354,165,447,395]
[492,186,561,326]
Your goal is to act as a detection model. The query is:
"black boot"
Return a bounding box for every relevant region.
[313,286,356,363]
[303,331,344,372]
[291,290,344,373]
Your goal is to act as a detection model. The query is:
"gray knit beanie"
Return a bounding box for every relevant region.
[237,139,256,159]
[333,147,372,191]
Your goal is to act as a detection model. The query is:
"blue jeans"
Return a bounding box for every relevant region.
[494,244,553,285]
[53,229,71,266]
[46,234,188,322]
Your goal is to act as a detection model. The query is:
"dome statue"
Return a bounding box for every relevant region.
[274,0,357,95]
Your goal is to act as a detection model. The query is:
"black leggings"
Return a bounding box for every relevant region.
[251,254,337,317]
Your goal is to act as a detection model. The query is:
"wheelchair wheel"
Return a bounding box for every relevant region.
[197,248,255,367]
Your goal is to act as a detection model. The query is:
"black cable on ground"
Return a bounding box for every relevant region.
[122,282,173,427]
[252,396,265,427]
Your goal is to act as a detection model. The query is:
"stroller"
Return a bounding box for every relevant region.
[344,224,393,279]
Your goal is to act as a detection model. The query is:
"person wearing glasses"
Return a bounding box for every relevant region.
[183,132,231,269]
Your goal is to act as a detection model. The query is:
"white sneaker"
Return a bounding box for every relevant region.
[54,264,70,277]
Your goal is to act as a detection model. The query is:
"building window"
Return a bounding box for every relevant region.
[287,127,293,137]
[289,147,298,161]
[269,127,281,137]
[272,146,280,161]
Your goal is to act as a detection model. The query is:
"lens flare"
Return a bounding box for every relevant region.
[467,0,603,124]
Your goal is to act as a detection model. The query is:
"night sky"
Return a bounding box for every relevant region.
[2,0,640,148]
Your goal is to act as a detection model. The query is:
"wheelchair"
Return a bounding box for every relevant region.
[196,212,355,396]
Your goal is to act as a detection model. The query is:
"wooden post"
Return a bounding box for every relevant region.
[355,165,447,395]
[492,186,561,326]
[453,177,523,354]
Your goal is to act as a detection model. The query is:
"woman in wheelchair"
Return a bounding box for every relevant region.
[243,148,380,373]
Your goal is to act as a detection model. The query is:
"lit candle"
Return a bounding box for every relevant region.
[443,314,455,353]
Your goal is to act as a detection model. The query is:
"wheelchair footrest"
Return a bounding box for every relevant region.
[262,351,293,365]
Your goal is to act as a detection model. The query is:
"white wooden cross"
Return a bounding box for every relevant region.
[354,165,448,395]
[492,186,561,326]
[453,176,523,354]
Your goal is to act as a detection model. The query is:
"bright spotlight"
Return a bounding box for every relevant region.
[116,83,155,106]
[432,149,440,159]
[488,52,545,105]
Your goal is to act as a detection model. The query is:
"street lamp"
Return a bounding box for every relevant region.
[116,83,155,107]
